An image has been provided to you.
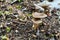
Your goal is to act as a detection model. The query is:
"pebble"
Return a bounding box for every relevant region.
[15,30,19,33]
[32,34,37,38]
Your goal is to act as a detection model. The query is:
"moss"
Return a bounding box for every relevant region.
[16,5,22,9]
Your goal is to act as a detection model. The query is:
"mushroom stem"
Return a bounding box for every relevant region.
[32,19,42,30]
[32,23,39,30]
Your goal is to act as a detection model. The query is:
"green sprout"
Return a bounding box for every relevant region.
[28,14,32,17]
[49,34,54,37]
[16,5,22,9]
[4,11,12,15]
[6,27,11,32]
[44,35,48,39]
[11,0,14,2]
[1,35,7,40]
[11,0,23,2]
[17,0,23,2]
[18,0,20,2]
[0,11,3,16]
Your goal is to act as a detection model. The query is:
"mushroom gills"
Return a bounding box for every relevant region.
[34,18,41,21]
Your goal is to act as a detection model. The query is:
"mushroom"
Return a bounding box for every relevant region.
[40,4,50,14]
[32,12,47,30]
[34,0,52,16]
[17,10,28,22]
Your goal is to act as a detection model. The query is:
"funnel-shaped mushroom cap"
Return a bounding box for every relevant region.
[32,12,47,18]
[32,19,42,24]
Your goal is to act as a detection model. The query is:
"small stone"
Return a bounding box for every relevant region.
[14,15,18,17]
[15,30,18,33]
[41,30,45,32]
[32,34,37,38]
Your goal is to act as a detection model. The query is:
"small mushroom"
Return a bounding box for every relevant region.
[17,10,28,22]
[32,12,47,30]
[37,1,51,15]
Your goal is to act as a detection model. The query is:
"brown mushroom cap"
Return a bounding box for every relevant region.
[32,12,47,18]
